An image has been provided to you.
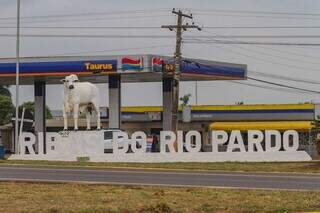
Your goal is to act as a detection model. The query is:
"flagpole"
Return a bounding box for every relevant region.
[15,0,21,154]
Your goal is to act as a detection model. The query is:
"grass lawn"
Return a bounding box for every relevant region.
[0,182,320,213]
[1,159,320,173]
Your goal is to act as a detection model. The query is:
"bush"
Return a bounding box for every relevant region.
[19,101,53,119]
[316,140,320,155]
[0,95,13,125]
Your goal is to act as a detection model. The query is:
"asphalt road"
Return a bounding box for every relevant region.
[0,166,320,191]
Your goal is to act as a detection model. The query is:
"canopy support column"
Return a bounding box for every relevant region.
[162,77,174,131]
[108,75,121,129]
[34,81,46,154]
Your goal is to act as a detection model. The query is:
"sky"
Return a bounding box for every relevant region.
[1,0,320,109]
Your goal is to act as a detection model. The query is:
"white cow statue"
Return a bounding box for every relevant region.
[61,74,101,130]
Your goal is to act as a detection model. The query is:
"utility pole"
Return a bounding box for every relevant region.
[161,9,201,135]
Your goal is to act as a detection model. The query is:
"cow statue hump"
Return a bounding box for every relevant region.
[61,74,101,130]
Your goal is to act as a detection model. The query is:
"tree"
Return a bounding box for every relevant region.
[19,101,53,119]
[0,95,14,125]
[0,86,13,125]
[312,116,320,155]
[0,85,11,97]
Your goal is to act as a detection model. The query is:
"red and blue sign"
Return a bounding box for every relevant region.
[0,59,117,77]
[121,57,144,72]
[151,57,163,72]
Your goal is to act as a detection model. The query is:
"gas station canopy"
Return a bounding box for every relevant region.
[0,54,247,85]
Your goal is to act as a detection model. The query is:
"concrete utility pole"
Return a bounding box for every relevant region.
[161,9,201,134]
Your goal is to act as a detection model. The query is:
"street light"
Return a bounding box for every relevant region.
[15,0,21,154]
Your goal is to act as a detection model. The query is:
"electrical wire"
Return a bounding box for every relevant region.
[229,81,317,94]
[3,25,320,29]
[0,26,161,29]
[189,9,320,16]
[199,29,320,64]
[0,14,169,25]
[1,33,320,48]
[248,70,320,85]
[0,34,175,38]
[186,28,320,62]
[189,35,320,38]
[194,12,320,20]
[184,28,320,72]
[202,26,320,29]
[0,8,170,21]
[185,39,320,72]
[247,77,320,94]
[185,39,320,46]
[0,44,172,58]
[38,44,172,57]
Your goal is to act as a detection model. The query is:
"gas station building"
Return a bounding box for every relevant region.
[0,54,247,152]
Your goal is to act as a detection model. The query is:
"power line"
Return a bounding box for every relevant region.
[185,39,320,46]
[0,8,170,21]
[229,81,317,94]
[186,39,320,72]
[0,34,175,38]
[194,12,320,20]
[39,44,172,57]
[190,9,320,16]
[203,26,320,29]
[184,22,320,63]
[247,44,320,60]
[248,70,320,85]
[196,29,320,65]
[189,35,320,38]
[187,28,320,62]
[248,77,320,94]
[0,44,172,58]
[3,25,320,29]
[0,14,169,25]
[0,26,161,29]
[2,33,320,47]
[1,8,319,21]
[184,29,320,71]
[186,35,320,66]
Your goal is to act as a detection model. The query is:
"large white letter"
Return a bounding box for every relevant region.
[160,131,176,153]
[247,130,264,152]
[185,131,201,153]
[283,130,299,152]
[19,132,36,155]
[177,131,184,153]
[227,130,246,152]
[113,131,129,155]
[211,130,228,153]
[265,130,281,152]
[130,131,147,154]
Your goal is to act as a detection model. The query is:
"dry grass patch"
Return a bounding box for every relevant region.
[0,182,320,212]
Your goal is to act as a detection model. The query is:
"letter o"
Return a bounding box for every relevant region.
[283,130,299,152]
[131,131,147,153]
[185,131,201,153]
